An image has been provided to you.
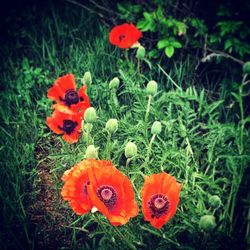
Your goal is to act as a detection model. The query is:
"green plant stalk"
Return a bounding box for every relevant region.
[112,226,136,250]
[146,134,156,164]
[93,212,135,250]
[85,123,92,146]
[106,132,111,159]
[137,58,142,82]
[229,74,248,232]
[145,95,152,123]
[111,90,119,107]
[140,134,156,171]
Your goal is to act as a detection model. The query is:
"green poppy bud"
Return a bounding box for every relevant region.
[199,215,216,232]
[151,121,162,135]
[105,118,118,134]
[125,142,137,158]
[146,80,158,95]
[84,145,98,159]
[136,46,146,59]
[208,195,221,209]
[243,61,250,74]
[84,107,97,123]
[82,71,92,85]
[109,77,120,90]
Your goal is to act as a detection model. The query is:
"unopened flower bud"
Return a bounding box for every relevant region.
[105,118,118,134]
[136,46,146,59]
[208,195,221,209]
[146,80,158,95]
[84,107,97,123]
[109,77,120,90]
[84,145,98,159]
[199,215,216,232]
[243,62,250,74]
[125,142,137,158]
[151,121,162,135]
[82,71,92,85]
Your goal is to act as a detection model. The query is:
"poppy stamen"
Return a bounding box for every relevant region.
[148,194,169,218]
[58,120,77,135]
[64,89,79,106]
[97,185,117,210]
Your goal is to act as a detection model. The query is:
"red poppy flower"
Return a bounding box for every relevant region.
[61,160,97,214]
[47,73,90,117]
[109,23,142,49]
[86,161,138,226]
[141,172,181,229]
[46,109,81,143]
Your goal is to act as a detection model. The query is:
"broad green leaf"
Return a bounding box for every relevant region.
[137,12,156,32]
[172,41,182,48]
[165,46,174,58]
[157,39,169,49]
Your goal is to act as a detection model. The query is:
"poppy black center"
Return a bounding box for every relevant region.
[148,194,169,218]
[119,34,126,42]
[97,185,117,210]
[83,180,90,196]
[61,119,77,135]
[65,89,79,106]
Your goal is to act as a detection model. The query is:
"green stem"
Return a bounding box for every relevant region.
[85,123,93,146]
[112,226,136,250]
[137,59,142,83]
[125,49,130,65]
[146,134,156,164]
[106,132,111,159]
[229,74,248,233]
[112,90,119,107]
[145,95,152,123]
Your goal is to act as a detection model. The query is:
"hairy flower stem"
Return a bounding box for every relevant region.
[85,123,93,146]
[137,59,142,82]
[229,73,248,232]
[112,226,136,250]
[145,134,156,167]
[111,90,119,107]
[144,95,152,139]
[145,95,152,122]
[93,213,114,242]
[106,132,111,159]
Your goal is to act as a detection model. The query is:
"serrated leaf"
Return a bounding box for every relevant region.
[165,46,174,58]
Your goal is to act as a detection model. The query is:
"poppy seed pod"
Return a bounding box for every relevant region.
[85,145,98,159]
[105,118,118,134]
[82,71,92,85]
[136,46,146,59]
[125,142,137,158]
[146,80,158,96]
[84,107,97,123]
[151,121,162,135]
[243,61,250,74]
[199,215,216,232]
[208,195,221,209]
[109,77,120,90]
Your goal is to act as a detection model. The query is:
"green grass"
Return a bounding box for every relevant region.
[0,2,250,250]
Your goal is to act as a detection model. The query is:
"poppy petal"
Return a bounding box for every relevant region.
[47,73,76,102]
[61,160,94,214]
[87,162,138,226]
[46,116,63,134]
